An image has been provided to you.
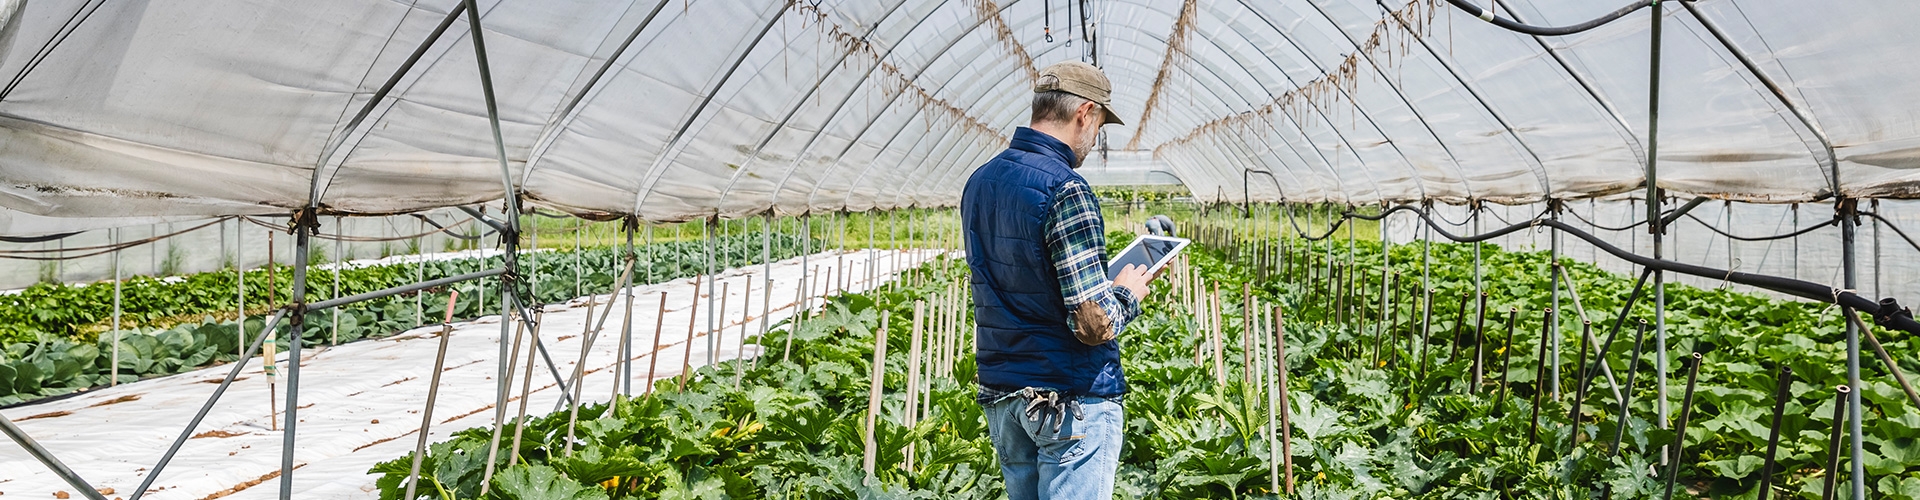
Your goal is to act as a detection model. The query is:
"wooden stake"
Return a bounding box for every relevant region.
[513,312,544,463]
[1274,305,1295,495]
[265,334,278,431]
[905,301,925,472]
[862,313,890,480]
[678,279,702,392]
[645,291,668,394]
[1242,283,1253,384]
[736,274,753,388]
[1211,284,1226,386]
[403,290,460,500]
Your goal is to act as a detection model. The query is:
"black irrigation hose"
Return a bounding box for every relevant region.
[0,218,233,261]
[1443,0,1656,37]
[1566,205,1651,232]
[1679,211,1835,242]
[1861,211,1920,254]
[0,231,84,244]
[1353,204,1920,337]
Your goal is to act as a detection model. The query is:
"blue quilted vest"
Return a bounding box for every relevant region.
[961,127,1127,398]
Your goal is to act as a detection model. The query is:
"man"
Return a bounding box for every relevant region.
[960,60,1157,499]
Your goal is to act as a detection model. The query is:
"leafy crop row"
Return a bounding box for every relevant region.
[375,222,1920,499]
[0,234,817,406]
[1203,222,1920,498]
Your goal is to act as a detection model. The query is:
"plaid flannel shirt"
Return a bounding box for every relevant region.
[1048,180,1142,343]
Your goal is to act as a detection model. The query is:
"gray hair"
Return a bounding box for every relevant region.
[1031,90,1089,125]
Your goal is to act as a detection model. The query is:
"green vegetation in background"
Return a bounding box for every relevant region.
[381,216,1920,499]
[370,258,997,499]
[519,209,963,253]
[0,233,818,406]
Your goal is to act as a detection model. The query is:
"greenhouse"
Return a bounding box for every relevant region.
[1,0,1918,498]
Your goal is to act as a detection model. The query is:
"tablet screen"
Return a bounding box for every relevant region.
[1107,236,1188,280]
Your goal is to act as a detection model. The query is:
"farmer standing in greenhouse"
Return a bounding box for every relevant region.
[960,60,1157,499]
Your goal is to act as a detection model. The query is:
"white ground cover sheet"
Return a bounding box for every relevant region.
[0,248,947,499]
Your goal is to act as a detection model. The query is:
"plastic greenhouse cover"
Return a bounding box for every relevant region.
[0,0,1916,228]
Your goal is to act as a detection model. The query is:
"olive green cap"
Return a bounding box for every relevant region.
[1035,61,1125,125]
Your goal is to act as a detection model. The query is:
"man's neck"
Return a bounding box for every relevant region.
[1026,123,1079,167]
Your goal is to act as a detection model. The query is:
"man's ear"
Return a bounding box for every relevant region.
[1080,101,1101,128]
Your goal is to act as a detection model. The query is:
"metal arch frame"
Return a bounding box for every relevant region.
[517,0,676,183]
[701,0,919,212]
[1233,0,1473,202]
[1095,15,1351,202]
[305,1,480,207]
[794,21,1033,213]
[1671,1,1839,196]
[883,43,1270,210]
[1360,0,1554,200]
[804,17,1048,212]
[899,15,1386,208]
[1491,0,1648,171]
[849,30,1287,211]
[761,0,1026,217]
[1175,1,1430,204]
[856,0,1320,206]
[628,3,790,218]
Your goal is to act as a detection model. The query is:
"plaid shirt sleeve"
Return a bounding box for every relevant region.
[1047,181,1141,341]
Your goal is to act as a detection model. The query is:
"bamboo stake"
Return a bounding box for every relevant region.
[1274,305,1295,495]
[1494,309,1519,414]
[1261,301,1280,495]
[644,291,668,394]
[1567,320,1593,449]
[1211,284,1226,386]
[1528,308,1554,448]
[736,274,752,388]
[678,278,702,392]
[479,313,526,496]
[265,332,278,431]
[713,280,730,383]
[403,291,460,500]
[862,313,891,480]
[1662,353,1704,500]
[1757,366,1793,500]
[1821,385,1850,500]
[566,305,597,456]
[905,301,925,472]
[1242,283,1253,384]
[512,312,543,464]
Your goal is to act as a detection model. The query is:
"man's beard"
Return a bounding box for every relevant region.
[1070,133,1095,169]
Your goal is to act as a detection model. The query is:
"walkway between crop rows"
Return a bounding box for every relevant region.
[0,249,945,500]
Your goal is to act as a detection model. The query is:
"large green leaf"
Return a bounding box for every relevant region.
[491,464,607,500]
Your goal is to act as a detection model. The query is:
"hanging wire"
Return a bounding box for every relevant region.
[1860,211,1920,254]
[0,218,231,261]
[1679,211,1836,242]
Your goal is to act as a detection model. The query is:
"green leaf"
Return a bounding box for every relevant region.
[1704,454,1765,479]
[490,464,607,500]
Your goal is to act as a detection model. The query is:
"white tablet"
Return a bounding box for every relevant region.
[1107,235,1190,280]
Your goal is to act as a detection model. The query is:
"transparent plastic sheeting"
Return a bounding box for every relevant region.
[0,0,1919,231]
[1375,199,1920,310]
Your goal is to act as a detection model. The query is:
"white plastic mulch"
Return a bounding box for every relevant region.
[0,249,945,500]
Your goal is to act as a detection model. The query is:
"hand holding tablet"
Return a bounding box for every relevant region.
[1107,235,1190,280]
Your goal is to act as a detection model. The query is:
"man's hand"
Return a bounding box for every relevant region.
[1113,263,1153,301]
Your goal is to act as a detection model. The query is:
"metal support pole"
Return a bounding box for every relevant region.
[1842,199,1865,498]
[1646,0,1671,455]
[622,217,638,395]
[705,218,718,366]
[112,228,122,386]
[1549,202,1562,399]
[279,220,313,500]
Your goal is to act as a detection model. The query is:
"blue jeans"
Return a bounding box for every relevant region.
[984,392,1124,500]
